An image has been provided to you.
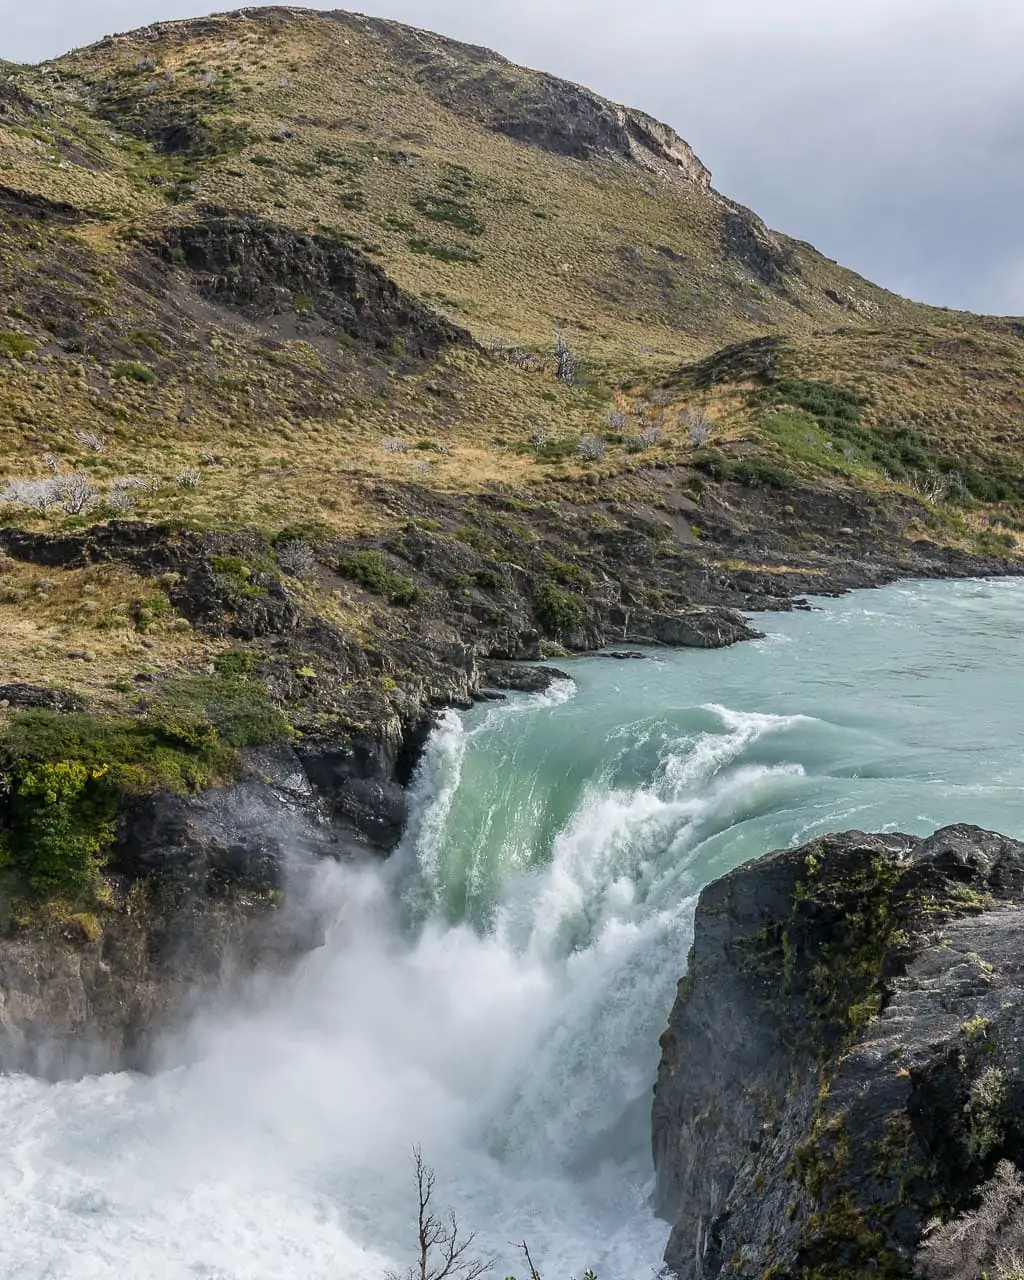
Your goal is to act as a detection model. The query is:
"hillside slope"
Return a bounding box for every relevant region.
[0,6,1023,1042]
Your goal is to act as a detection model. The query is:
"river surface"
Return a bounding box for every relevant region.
[4,578,1024,1279]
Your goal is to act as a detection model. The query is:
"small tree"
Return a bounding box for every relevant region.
[387,1149,493,1280]
[681,407,713,448]
[578,436,606,461]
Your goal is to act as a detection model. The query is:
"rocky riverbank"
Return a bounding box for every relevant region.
[0,471,1021,1077]
[652,824,1024,1279]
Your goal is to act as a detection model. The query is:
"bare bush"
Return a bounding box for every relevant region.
[177,467,200,489]
[386,1149,492,1280]
[634,426,661,451]
[381,437,409,454]
[488,338,543,371]
[578,436,606,461]
[108,476,146,514]
[276,539,317,580]
[606,409,629,433]
[553,330,581,386]
[0,477,62,513]
[917,1161,1024,1280]
[910,470,949,503]
[41,452,63,473]
[57,473,97,514]
[107,488,135,514]
[73,430,105,453]
[681,408,714,448]
[650,388,675,408]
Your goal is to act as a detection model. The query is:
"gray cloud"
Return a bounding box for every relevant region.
[5,0,1022,314]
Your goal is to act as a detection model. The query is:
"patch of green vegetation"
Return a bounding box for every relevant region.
[0,677,287,899]
[692,450,792,489]
[210,554,267,598]
[542,552,591,588]
[975,528,1016,556]
[272,520,334,546]
[474,566,504,591]
[755,378,871,434]
[407,237,482,265]
[534,581,588,639]
[753,377,1024,504]
[213,649,259,677]
[110,360,158,385]
[451,525,500,557]
[337,550,421,605]
[411,194,484,236]
[129,329,166,354]
[0,331,39,359]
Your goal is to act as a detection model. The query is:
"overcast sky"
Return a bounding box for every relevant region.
[6,1,1023,316]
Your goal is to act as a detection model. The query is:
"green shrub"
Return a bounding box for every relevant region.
[411,194,484,236]
[0,678,289,899]
[693,451,792,489]
[0,332,38,359]
[0,760,116,898]
[407,238,482,265]
[272,520,334,546]
[338,550,421,605]
[155,675,290,749]
[110,360,158,385]
[535,581,588,638]
[754,378,870,433]
[474,567,504,591]
[542,552,590,588]
[210,554,266,598]
[451,525,500,556]
[213,649,259,677]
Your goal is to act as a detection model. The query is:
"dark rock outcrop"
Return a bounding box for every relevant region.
[480,662,571,694]
[0,685,85,713]
[652,825,1024,1279]
[613,605,763,649]
[156,210,474,362]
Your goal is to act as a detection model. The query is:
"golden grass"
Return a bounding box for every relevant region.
[0,556,216,706]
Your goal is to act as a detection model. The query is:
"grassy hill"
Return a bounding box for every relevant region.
[1,5,1021,528]
[0,6,1023,891]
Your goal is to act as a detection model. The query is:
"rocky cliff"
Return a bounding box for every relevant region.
[652,824,1024,1279]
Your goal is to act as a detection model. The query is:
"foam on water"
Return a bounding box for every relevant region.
[5,579,1024,1279]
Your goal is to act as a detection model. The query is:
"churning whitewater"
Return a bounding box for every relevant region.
[5,578,1024,1280]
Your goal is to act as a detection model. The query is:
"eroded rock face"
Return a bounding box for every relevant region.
[652,825,1024,1279]
[157,210,474,362]
[335,11,712,183]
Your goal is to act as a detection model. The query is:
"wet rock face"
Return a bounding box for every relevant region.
[652,825,1024,1279]
[0,741,397,1079]
[157,211,473,362]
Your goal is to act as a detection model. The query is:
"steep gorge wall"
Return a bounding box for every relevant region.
[652,825,1024,1278]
